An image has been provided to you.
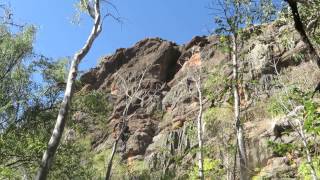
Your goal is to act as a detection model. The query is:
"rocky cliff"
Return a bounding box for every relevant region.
[73,21,320,179]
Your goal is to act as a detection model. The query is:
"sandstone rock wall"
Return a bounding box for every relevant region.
[76,22,320,179]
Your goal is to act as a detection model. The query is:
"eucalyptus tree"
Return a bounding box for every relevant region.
[214,1,250,179]
[195,73,204,180]
[0,26,34,129]
[0,2,104,178]
[36,0,106,179]
[212,0,258,179]
[257,0,278,23]
[0,17,68,180]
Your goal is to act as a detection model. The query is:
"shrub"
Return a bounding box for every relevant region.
[188,158,225,180]
[298,157,320,180]
[72,90,112,133]
[204,106,233,137]
[203,67,229,103]
[267,141,294,157]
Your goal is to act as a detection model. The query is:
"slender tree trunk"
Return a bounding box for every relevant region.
[288,106,318,180]
[285,0,320,67]
[284,1,320,174]
[36,1,102,179]
[195,76,204,180]
[105,140,119,180]
[233,140,238,180]
[298,120,318,180]
[231,34,248,180]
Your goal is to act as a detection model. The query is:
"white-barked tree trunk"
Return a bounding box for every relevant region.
[36,0,102,179]
[231,34,248,180]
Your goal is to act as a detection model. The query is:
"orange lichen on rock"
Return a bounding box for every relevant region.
[186,52,201,67]
[110,82,120,95]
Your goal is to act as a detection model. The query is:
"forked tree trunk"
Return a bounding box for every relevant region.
[231,34,248,180]
[36,1,102,179]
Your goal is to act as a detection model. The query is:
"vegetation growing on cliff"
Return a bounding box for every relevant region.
[1,0,320,179]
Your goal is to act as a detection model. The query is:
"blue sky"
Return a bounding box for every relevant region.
[9,0,214,71]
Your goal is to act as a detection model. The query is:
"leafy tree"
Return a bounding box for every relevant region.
[0,4,99,178]
[0,25,35,129]
[256,0,278,23]
[211,0,255,179]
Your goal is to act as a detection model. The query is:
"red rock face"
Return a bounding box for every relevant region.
[79,36,216,158]
[78,23,313,178]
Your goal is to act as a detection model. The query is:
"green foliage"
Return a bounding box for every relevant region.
[204,66,229,103]
[304,100,320,135]
[0,16,96,179]
[0,166,19,179]
[298,157,320,180]
[92,149,109,177]
[252,173,270,180]
[212,0,279,38]
[278,28,296,50]
[204,106,233,137]
[92,148,128,179]
[127,160,151,180]
[72,0,93,24]
[298,0,320,45]
[188,158,224,180]
[276,0,320,46]
[269,89,320,135]
[152,109,165,120]
[0,122,96,179]
[186,121,197,141]
[256,0,277,23]
[72,90,112,132]
[0,25,35,77]
[204,106,233,123]
[0,26,35,125]
[292,52,305,63]
[213,0,253,34]
[73,90,111,116]
[36,58,68,84]
[267,94,289,116]
[216,36,231,53]
[267,141,294,157]
[0,26,72,176]
[0,130,46,178]
[267,87,304,116]
[79,0,89,8]
[50,142,96,179]
[0,105,96,179]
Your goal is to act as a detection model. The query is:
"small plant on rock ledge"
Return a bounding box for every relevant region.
[71,90,112,133]
[188,158,225,180]
[267,141,295,157]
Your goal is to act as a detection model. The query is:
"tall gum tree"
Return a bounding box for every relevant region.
[211,0,256,179]
[36,0,104,179]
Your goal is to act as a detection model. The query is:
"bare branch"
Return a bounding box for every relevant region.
[105,65,154,180]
